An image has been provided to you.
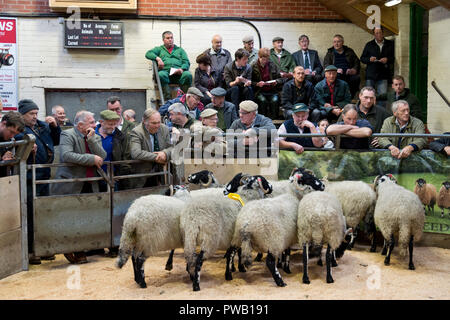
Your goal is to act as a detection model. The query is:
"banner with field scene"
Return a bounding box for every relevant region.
[278,150,450,235]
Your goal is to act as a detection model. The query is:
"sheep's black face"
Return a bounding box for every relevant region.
[224,173,244,195]
[290,168,324,191]
[252,175,273,194]
[416,178,426,187]
[188,170,213,185]
[375,174,397,188]
[444,181,450,190]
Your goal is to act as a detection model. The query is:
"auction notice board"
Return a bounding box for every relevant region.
[0,17,18,111]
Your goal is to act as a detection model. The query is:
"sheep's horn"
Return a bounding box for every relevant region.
[201,174,213,187]
[304,168,315,176]
[239,174,251,186]
[257,177,270,194]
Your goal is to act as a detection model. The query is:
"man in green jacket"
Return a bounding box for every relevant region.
[146,31,192,101]
[270,37,296,80]
[379,100,426,159]
[377,75,423,122]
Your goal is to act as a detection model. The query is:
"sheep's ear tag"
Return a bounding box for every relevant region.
[228,193,245,206]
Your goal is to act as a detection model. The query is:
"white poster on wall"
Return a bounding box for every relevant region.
[0,17,18,112]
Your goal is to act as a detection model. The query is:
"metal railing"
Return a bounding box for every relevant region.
[431,81,450,108]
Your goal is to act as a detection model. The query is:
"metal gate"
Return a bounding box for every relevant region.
[31,161,172,257]
[0,135,34,280]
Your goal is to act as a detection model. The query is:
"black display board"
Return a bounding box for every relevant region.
[64,20,124,49]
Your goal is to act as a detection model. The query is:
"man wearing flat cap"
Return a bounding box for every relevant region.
[277,103,324,154]
[270,36,296,79]
[191,108,227,156]
[230,100,276,149]
[158,86,205,121]
[204,87,238,130]
[311,64,352,123]
[95,110,131,191]
[242,35,258,65]
[15,99,61,265]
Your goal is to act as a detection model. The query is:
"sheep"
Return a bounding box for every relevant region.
[414,178,437,214]
[374,175,425,270]
[115,185,191,288]
[324,179,377,252]
[438,181,450,218]
[180,173,273,291]
[297,191,353,284]
[230,168,325,287]
[187,169,222,188]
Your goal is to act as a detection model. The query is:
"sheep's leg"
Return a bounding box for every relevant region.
[266,252,286,287]
[408,235,415,270]
[369,230,377,253]
[283,248,291,274]
[277,254,283,269]
[331,250,338,267]
[237,248,246,272]
[192,250,204,291]
[317,249,323,266]
[302,244,310,284]
[165,249,175,271]
[326,245,334,283]
[131,255,138,282]
[381,239,387,255]
[384,234,395,266]
[255,252,263,262]
[135,254,147,288]
[225,247,234,281]
[348,225,358,250]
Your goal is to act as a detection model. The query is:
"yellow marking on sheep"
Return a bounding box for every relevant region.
[227,193,245,206]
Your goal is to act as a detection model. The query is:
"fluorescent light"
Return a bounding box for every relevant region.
[385,0,402,7]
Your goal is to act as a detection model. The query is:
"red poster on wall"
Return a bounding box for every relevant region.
[0,18,18,112]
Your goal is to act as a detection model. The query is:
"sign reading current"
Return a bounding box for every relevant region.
[64,20,124,49]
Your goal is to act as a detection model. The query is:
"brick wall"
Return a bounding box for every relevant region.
[2,0,343,20]
[137,0,343,19]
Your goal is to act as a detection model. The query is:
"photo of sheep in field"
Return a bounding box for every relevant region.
[279,149,450,236]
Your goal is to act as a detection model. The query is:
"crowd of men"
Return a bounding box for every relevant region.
[0,27,449,266]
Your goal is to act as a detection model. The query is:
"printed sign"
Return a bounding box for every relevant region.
[0,17,18,111]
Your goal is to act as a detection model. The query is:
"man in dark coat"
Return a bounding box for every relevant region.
[16,99,61,265]
[360,27,395,95]
[281,66,315,119]
[204,87,238,130]
[292,34,323,84]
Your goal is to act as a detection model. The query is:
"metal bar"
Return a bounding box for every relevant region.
[431,81,450,108]
[153,60,166,106]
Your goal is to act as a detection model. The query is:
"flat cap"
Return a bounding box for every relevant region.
[272,36,284,42]
[200,108,218,118]
[242,35,254,43]
[187,87,204,98]
[100,109,120,121]
[18,99,39,115]
[324,65,338,72]
[168,102,188,115]
[292,103,309,113]
[239,100,258,113]
[210,87,227,97]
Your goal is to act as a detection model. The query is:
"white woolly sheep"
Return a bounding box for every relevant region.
[438,181,450,218]
[116,185,191,288]
[230,168,325,287]
[324,180,377,251]
[414,178,437,214]
[187,170,222,188]
[297,191,352,284]
[374,175,425,270]
[180,173,273,291]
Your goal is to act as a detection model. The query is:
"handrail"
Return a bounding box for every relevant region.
[431,81,450,108]
[152,60,166,106]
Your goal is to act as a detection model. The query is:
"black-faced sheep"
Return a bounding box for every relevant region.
[438,181,450,218]
[181,173,273,291]
[414,178,437,214]
[116,185,191,288]
[374,175,425,270]
[230,168,325,287]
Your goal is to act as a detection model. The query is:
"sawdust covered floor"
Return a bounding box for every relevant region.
[0,245,449,300]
